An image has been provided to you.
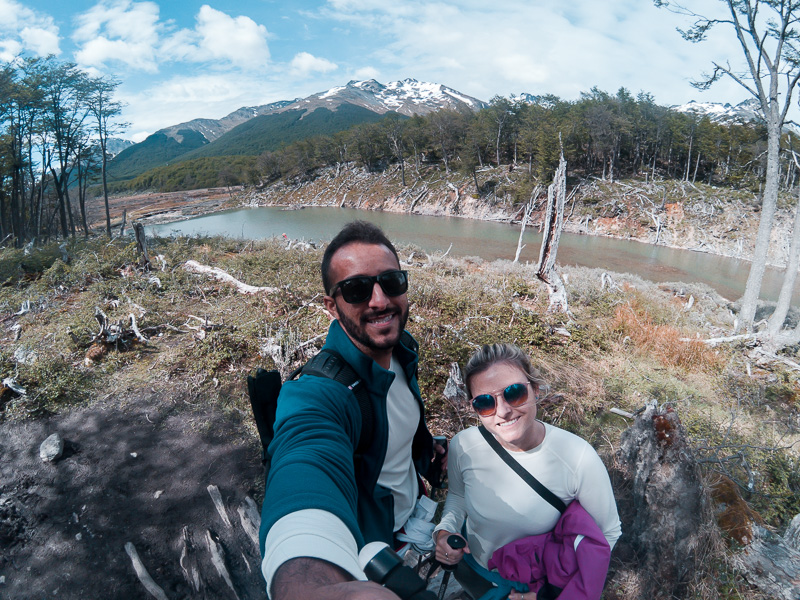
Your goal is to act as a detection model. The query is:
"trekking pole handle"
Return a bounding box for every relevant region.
[360,542,437,600]
[441,535,466,572]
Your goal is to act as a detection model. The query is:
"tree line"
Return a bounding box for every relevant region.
[243,88,797,196]
[0,55,124,247]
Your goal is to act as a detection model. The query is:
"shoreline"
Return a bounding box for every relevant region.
[133,194,766,270]
[92,186,800,282]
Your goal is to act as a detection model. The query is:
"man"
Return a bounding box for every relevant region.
[260,221,441,600]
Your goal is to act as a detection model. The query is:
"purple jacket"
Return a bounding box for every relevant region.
[487,500,611,600]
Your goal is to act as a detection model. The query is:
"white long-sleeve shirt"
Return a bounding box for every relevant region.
[434,423,621,568]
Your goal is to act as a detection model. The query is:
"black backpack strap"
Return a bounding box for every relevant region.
[301,349,374,455]
[247,368,282,467]
[478,425,566,514]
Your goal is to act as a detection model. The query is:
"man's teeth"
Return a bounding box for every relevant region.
[498,417,519,427]
[370,314,393,324]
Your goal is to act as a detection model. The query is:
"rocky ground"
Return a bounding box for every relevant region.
[0,389,265,600]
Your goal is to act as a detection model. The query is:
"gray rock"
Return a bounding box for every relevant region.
[39,433,64,462]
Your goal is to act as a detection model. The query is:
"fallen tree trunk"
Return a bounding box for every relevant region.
[732,517,800,600]
[183,260,279,294]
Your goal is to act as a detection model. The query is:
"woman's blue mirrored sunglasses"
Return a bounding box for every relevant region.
[471,382,530,417]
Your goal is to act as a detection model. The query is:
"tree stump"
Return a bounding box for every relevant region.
[617,404,713,599]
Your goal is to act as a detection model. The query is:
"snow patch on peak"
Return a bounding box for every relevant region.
[320,86,346,99]
[673,98,763,123]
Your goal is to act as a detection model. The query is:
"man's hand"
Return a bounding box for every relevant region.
[433,440,448,471]
[272,557,402,600]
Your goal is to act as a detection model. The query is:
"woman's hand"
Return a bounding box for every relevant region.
[434,530,469,566]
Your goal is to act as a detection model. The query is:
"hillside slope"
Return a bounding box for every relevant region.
[239,162,796,270]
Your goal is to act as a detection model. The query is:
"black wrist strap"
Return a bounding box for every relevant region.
[478,425,566,514]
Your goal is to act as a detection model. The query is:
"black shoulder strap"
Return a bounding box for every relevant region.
[299,349,374,456]
[478,425,566,514]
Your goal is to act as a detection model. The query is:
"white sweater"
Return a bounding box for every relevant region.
[434,423,622,568]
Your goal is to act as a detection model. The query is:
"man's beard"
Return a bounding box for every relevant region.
[337,305,409,352]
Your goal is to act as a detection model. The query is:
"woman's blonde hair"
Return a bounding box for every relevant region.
[463,343,547,396]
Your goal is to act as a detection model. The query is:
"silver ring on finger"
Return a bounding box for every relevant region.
[445,552,449,557]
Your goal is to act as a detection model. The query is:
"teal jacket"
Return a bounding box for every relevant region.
[259,320,434,555]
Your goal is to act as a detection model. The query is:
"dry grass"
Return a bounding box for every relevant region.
[612,296,723,372]
[1,234,799,600]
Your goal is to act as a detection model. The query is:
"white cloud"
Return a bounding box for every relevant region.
[193,5,270,68]
[290,51,337,76]
[354,66,379,80]
[72,1,161,71]
[320,0,750,106]
[0,0,60,57]
[19,26,60,56]
[70,2,270,73]
[118,72,277,138]
[0,40,23,63]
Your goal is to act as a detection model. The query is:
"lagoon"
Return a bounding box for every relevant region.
[147,206,798,305]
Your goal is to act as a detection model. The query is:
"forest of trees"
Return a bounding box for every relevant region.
[0,55,124,246]
[238,89,798,196]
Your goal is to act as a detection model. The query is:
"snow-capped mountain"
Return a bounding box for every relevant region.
[672,98,763,124]
[104,137,134,157]
[155,79,486,144]
[280,79,487,117]
[158,100,297,143]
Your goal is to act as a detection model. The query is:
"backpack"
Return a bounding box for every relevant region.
[247,349,374,473]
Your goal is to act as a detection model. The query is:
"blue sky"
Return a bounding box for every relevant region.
[2,0,749,142]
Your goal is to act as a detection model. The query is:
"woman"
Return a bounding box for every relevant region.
[433,343,621,600]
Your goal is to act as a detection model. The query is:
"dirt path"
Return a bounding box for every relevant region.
[0,390,265,600]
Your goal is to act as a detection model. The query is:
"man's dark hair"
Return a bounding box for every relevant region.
[321,220,400,294]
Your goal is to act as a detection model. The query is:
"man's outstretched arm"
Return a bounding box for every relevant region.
[272,557,401,600]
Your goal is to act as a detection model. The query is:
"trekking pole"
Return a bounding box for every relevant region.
[360,542,437,600]
[438,535,466,600]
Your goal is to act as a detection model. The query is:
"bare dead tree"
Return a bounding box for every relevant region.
[535,150,569,313]
[514,185,542,263]
[656,0,800,333]
[133,222,150,270]
[766,150,800,343]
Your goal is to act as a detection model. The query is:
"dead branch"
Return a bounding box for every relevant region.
[183,260,278,295]
[124,542,170,600]
[750,348,800,372]
[207,484,233,528]
[732,524,800,600]
[205,529,240,600]
[129,314,148,343]
[237,497,261,551]
[686,333,760,346]
[515,186,542,263]
[178,526,203,594]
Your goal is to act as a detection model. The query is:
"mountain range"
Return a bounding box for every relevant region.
[107,79,486,182]
[672,98,764,124]
[107,79,765,184]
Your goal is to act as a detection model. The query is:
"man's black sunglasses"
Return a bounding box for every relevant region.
[329,270,409,304]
